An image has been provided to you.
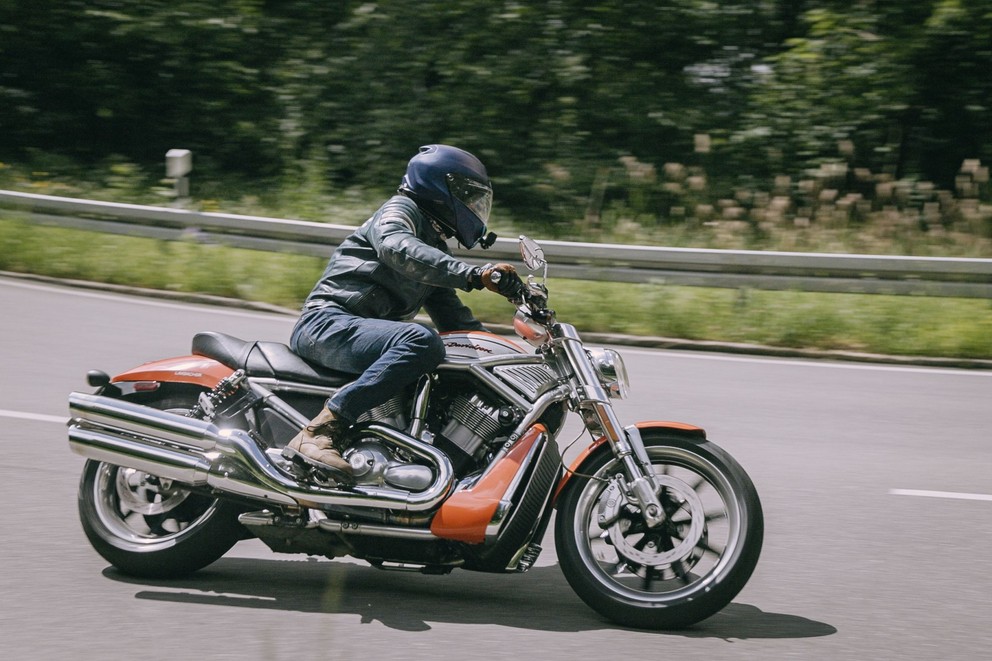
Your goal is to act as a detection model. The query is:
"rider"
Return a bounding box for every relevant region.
[284,144,524,481]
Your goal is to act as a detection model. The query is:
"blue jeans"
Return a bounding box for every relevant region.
[289,305,446,423]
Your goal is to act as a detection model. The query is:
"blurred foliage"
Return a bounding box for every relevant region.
[3,216,990,358]
[0,1,990,241]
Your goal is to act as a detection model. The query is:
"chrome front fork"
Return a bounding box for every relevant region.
[622,424,664,527]
[586,400,665,528]
[557,326,665,528]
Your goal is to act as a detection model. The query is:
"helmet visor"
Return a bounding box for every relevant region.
[446,173,492,226]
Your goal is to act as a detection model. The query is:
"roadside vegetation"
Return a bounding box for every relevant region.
[1,3,990,359]
[2,162,990,361]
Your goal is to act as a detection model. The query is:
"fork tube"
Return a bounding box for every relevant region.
[556,324,666,527]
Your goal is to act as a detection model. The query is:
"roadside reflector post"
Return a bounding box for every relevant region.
[165,149,192,205]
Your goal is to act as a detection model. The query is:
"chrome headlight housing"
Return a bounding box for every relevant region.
[586,347,630,399]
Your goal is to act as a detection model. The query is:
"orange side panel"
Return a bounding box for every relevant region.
[553,420,706,503]
[431,424,547,544]
[112,355,233,389]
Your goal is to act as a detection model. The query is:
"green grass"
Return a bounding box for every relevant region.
[464,278,992,359]
[0,216,326,308]
[2,156,989,360]
[3,217,990,360]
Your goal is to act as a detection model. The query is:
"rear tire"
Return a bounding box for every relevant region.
[77,392,245,578]
[555,431,763,629]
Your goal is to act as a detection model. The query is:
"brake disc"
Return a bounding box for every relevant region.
[597,475,706,568]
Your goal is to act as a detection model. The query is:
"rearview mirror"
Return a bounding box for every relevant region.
[519,235,546,272]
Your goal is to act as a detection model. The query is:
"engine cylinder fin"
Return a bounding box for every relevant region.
[439,394,501,462]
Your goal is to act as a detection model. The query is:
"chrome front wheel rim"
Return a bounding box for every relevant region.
[573,446,743,602]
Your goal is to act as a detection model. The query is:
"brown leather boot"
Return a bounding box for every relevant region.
[283,407,354,482]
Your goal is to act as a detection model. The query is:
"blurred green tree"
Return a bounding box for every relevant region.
[0,0,988,227]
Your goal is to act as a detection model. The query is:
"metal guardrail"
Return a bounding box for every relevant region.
[2,189,990,298]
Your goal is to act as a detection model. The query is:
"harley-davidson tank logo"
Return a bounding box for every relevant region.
[444,341,493,354]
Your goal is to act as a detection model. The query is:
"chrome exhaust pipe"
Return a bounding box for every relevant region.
[67,426,212,486]
[239,510,440,541]
[68,391,217,451]
[67,392,455,512]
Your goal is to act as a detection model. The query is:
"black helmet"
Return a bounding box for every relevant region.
[399,145,493,248]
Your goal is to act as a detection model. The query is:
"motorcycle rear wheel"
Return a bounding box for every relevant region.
[77,392,246,578]
[555,430,763,629]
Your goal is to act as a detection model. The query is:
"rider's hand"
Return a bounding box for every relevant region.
[480,263,524,298]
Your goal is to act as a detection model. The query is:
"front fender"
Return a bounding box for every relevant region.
[553,421,706,504]
[112,354,234,390]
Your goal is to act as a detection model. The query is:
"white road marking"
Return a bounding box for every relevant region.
[890,488,992,502]
[0,409,67,424]
[0,277,292,321]
[622,347,992,376]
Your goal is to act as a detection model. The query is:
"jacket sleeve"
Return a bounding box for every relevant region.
[423,287,486,332]
[369,197,478,291]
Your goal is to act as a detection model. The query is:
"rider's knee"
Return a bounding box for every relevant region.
[401,324,445,369]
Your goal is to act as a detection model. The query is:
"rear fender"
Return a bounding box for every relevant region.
[553,421,706,504]
[111,355,234,393]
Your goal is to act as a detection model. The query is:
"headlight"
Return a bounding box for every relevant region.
[587,347,630,399]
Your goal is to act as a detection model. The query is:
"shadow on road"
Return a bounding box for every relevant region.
[104,557,835,639]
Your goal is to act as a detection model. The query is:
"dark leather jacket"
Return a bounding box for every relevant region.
[303,194,485,332]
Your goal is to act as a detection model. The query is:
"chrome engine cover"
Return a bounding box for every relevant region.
[345,439,434,491]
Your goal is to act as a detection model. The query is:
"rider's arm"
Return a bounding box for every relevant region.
[370,196,479,292]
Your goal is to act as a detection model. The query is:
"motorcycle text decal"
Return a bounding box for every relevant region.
[444,341,494,354]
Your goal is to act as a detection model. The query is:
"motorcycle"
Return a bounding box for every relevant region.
[67,235,763,629]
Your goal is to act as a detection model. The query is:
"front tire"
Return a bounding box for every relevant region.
[555,431,763,629]
[77,392,245,578]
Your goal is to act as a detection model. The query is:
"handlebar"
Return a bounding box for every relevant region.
[512,281,552,323]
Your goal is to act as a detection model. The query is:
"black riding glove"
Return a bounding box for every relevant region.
[479,263,524,298]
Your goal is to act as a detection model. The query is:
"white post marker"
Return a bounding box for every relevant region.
[166,148,192,201]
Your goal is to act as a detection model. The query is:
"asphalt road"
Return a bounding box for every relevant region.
[2,275,991,661]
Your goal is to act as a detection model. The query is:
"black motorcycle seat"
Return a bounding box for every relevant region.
[191,331,353,387]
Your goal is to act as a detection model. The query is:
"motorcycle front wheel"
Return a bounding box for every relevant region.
[77,391,246,578]
[555,430,763,629]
